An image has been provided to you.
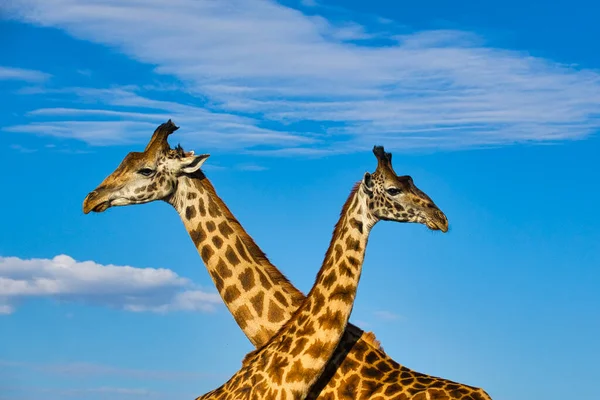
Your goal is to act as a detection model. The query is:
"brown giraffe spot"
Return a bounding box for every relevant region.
[386,369,400,382]
[365,351,379,364]
[207,196,221,217]
[289,337,309,357]
[186,191,197,200]
[189,227,206,245]
[310,289,325,313]
[338,374,359,399]
[338,260,354,278]
[225,246,241,265]
[267,299,285,322]
[234,237,251,262]
[347,255,360,267]
[256,269,273,290]
[212,271,225,292]
[211,235,224,249]
[429,380,445,388]
[361,380,383,398]
[330,284,355,304]
[134,186,146,194]
[361,365,382,379]
[239,268,255,291]
[384,383,402,396]
[233,304,251,330]
[376,360,393,373]
[318,309,344,330]
[201,245,214,260]
[345,236,361,252]
[185,205,196,220]
[218,221,234,238]
[320,270,337,290]
[216,258,233,279]
[305,339,333,359]
[147,182,157,191]
[286,359,316,383]
[273,291,289,307]
[339,357,358,374]
[278,335,294,353]
[267,354,287,385]
[401,376,416,386]
[334,244,343,262]
[198,198,206,216]
[416,376,434,385]
[250,292,264,316]
[206,220,216,232]
[352,340,369,360]
[223,285,241,303]
[297,319,316,337]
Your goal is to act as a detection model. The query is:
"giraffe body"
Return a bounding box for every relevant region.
[83,121,492,400]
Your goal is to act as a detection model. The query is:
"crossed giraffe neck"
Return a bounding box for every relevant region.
[171,173,490,400]
[82,120,492,399]
[171,172,306,348]
[196,182,374,399]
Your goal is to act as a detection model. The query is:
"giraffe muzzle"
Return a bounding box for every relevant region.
[83,190,111,214]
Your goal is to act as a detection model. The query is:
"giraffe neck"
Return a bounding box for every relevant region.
[197,183,375,399]
[265,183,374,395]
[168,172,304,347]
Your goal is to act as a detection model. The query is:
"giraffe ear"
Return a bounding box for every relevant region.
[181,154,210,174]
[362,172,374,193]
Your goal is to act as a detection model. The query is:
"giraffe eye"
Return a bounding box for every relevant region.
[386,188,402,196]
[138,168,154,177]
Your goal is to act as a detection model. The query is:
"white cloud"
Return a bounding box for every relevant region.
[7,86,314,148]
[3,0,600,154]
[0,66,50,82]
[374,310,403,321]
[236,163,268,171]
[0,255,221,314]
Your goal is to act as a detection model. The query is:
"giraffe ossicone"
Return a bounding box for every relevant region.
[83,121,493,399]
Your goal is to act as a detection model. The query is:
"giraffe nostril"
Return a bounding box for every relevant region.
[87,190,98,200]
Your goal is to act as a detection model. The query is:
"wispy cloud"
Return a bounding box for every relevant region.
[7,86,314,148]
[0,66,50,82]
[9,144,38,153]
[3,0,600,154]
[373,310,403,321]
[0,255,221,314]
[236,163,268,171]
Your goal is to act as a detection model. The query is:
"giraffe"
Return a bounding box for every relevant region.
[192,142,451,399]
[83,121,492,399]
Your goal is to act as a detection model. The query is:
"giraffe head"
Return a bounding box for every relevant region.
[361,146,448,232]
[83,120,209,213]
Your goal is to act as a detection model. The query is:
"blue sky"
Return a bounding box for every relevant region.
[1,0,599,399]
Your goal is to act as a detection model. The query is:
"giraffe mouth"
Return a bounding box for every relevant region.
[425,210,449,232]
[83,190,112,214]
[426,220,448,232]
[91,201,111,213]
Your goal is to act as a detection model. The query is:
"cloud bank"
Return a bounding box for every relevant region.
[0,255,221,314]
[3,0,600,153]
